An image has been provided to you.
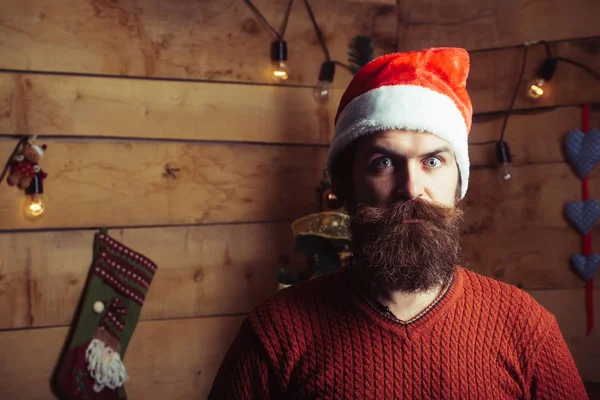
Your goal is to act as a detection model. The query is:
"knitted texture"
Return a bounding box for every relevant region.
[209,267,588,399]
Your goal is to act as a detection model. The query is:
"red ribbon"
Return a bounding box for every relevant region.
[581,103,594,336]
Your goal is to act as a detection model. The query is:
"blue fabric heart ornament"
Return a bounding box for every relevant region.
[571,254,600,281]
[563,128,600,179]
[564,199,600,235]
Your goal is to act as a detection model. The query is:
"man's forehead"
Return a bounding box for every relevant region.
[357,130,455,156]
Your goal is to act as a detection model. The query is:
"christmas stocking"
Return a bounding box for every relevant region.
[53,231,158,400]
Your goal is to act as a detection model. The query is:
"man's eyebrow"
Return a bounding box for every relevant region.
[421,146,454,159]
[365,145,454,159]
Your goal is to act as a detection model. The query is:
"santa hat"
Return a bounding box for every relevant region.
[95,297,127,352]
[327,47,473,199]
[30,143,47,158]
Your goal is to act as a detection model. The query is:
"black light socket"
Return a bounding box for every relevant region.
[495,141,512,164]
[537,57,557,81]
[271,40,288,62]
[318,61,335,82]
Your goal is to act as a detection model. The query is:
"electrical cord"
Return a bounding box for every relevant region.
[279,0,294,39]
[333,61,353,73]
[499,44,530,142]
[553,57,600,79]
[244,0,294,41]
[303,0,330,61]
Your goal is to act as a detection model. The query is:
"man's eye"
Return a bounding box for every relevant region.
[425,157,442,168]
[373,157,393,168]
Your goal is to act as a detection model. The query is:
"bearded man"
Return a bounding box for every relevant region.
[208,47,588,399]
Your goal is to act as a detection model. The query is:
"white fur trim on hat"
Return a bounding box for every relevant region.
[327,84,470,199]
[31,144,45,158]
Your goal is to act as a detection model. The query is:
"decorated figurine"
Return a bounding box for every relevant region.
[277,171,351,288]
[7,142,47,189]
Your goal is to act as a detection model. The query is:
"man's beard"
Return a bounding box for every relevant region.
[349,197,464,293]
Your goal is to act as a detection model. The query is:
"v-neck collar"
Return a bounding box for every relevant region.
[343,265,465,341]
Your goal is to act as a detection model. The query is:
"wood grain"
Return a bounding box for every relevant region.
[462,162,600,235]
[397,0,600,51]
[0,0,396,87]
[0,315,245,400]
[0,223,302,330]
[2,223,595,330]
[0,139,327,230]
[0,289,597,400]
[467,38,600,114]
[462,227,599,290]
[0,73,338,145]
[0,138,596,233]
[469,106,600,167]
[1,71,597,146]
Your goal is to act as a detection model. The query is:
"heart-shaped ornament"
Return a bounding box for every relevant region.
[563,128,600,179]
[571,253,600,281]
[564,199,600,235]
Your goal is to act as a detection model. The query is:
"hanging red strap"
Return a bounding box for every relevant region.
[581,103,594,336]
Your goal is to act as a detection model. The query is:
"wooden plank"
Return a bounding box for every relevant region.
[1,71,597,146]
[0,73,337,145]
[0,139,327,230]
[0,0,396,87]
[2,223,594,330]
[463,228,599,291]
[0,223,302,330]
[469,106,600,167]
[397,0,600,51]
[528,288,600,382]
[0,315,244,400]
[0,138,595,233]
[0,290,597,400]
[467,38,600,114]
[462,162,600,234]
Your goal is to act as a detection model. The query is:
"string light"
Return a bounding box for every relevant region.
[24,173,45,218]
[495,141,513,183]
[526,41,599,101]
[527,57,557,101]
[243,0,294,83]
[303,0,355,103]
[470,39,599,181]
[313,61,335,103]
[271,40,289,81]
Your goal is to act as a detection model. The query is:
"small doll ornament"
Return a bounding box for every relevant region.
[7,142,48,189]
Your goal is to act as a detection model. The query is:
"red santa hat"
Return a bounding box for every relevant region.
[327,47,473,199]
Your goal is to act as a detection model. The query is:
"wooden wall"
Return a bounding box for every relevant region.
[0,0,599,398]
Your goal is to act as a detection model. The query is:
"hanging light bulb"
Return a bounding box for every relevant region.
[526,57,556,100]
[24,173,45,218]
[495,141,513,183]
[271,40,289,81]
[313,61,335,104]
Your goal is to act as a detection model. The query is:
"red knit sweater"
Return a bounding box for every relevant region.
[208,267,588,399]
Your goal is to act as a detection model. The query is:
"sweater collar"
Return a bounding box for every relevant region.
[343,264,465,341]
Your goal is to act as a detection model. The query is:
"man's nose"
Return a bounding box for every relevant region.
[395,161,424,201]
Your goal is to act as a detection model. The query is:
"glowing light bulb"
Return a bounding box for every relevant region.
[526,58,556,101]
[527,78,546,100]
[25,194,45,217]
[271,40,289,82]
[272,60,289,81]
[495,141,513,184]
[23,173,45,218]
[313,61,335,104]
